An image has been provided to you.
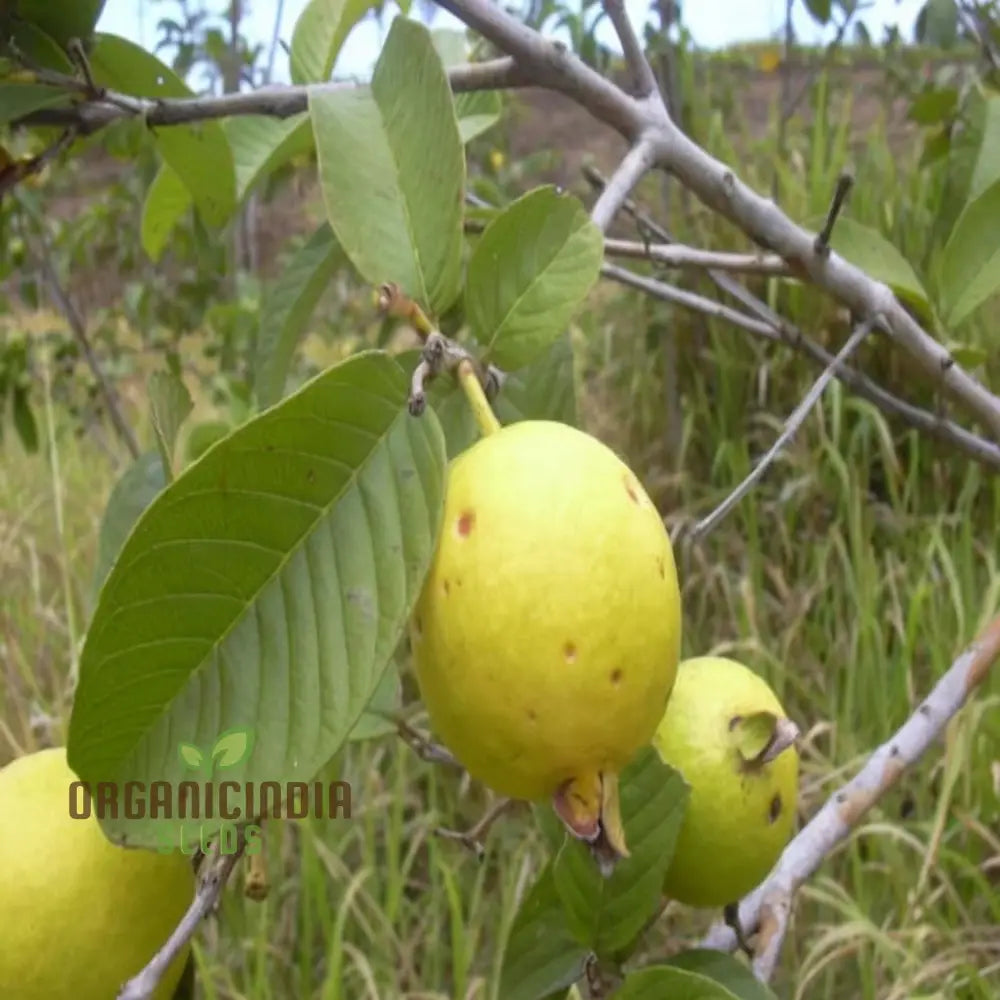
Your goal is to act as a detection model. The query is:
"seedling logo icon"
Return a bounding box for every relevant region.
[177,727,254,778]
[68,722,350,854]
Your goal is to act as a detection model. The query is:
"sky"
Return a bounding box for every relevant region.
[96,0,927,82]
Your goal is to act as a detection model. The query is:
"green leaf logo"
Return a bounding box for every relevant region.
[178,743,205,771]
[210,727,254,770]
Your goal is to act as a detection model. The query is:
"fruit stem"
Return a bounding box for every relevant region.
[457,359,501,437]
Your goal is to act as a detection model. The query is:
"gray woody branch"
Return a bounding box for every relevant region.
[700,613,1000,981]
[117,836,247,1000]
[587,169,1000,473]
[433,0,1000,442]
[18,58,529,131]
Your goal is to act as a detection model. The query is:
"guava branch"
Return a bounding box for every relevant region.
[433,0,1000,443]
[601,261,782,340]
[692,316,876,539]
[603,0,658,99]
[700,612,1000,982]
[603,239,791,276]
[590,139,657,232]
[585,169,1000,475]
[15,58,527,132]
[117,836,248,1000]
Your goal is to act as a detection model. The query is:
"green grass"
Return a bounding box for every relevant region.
[3,50,1000,1000]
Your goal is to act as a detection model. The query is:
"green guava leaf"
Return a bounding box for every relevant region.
[7,21,74,71]
[211,728,254,769]
[498,863,589,1000]
[612,963,767,1000]
[67,351,447,850]
[663,950,779,1000]
[177,743,205,771]
[0,83,73,124]
[183,419,232,465]
[430,27,502,143]
[803,215,930,320]
[227,115,314,204]
[940,176,1000,328]
[465,186,603,370]
[494,333,577,427]
[456,90,503,143]
[290,0,376,83]
[310,17,465,316]
[141,164,193,263]
[969,95,1000,203]
[14,0,105,46]
[92,450,167,597]
[346,661,402,742]
[551,746,690,960]
[89,34,236,228]
[148,370,193,480]
[253,222,343,409]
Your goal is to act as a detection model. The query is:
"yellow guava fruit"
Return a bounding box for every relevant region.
[652,656,799,907]
[411,420,682,852]
[0,747,195,1000]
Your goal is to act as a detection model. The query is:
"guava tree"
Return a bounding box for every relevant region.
[2,0,1000,998]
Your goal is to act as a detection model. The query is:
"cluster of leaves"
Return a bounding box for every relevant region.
[498,749,780,1000]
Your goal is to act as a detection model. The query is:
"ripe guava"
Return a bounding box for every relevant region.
[411,420,682,855]
[652,655,799,907]
[0,747,195,1000]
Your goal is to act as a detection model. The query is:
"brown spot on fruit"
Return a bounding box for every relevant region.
[306,468,315,483]
[624,473,640,504]
[527,708,537,722]
[443,579,450,595]
[564,642,577,663]
[610,668,623,685]
[457,510,475,536]
[657,557,665,579]
[769,793,782,823]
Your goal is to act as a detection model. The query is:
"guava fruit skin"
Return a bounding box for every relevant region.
[652,656,799,907]
[411,419,683,802]
[0,747,195,1000]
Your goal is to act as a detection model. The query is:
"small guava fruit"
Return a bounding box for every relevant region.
[652,655,799,908]
[0,747,195,1000]
[411,419,682,857]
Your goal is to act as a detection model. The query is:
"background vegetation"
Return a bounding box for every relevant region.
[1,0,999,997]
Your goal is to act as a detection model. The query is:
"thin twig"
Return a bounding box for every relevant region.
[700,613,1000,981]
[583,167,1000,473]
[603,238,791,276]
[117,838,247,999]
[692,317,876,540]
[0,129,78,197]
[391,714,465,770]
[602,0,658,98]
[601,261,781,341]
[435,797,515,859]
[21,220,141,459]
[590,139,657,232]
